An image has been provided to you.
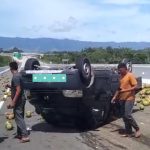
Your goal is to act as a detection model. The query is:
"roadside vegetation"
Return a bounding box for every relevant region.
[0,55,12,67]
[39,47,150,64]
[0,47,22,67]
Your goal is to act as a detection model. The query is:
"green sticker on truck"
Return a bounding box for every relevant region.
[32,74,66,82]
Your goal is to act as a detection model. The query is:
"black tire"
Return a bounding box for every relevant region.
[24,58,40,70]
[75,57,92,86]
[121,58,132,72]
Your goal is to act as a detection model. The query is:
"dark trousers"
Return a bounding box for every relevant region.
[13,97,28,137]
[119,100,139,134]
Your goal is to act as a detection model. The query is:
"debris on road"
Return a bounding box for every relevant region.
[5,120,13,131]
[136,87,150,110]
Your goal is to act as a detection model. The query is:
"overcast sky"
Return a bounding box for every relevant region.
[0,0,150,42]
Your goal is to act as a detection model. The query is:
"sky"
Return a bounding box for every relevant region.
[0,0,150,42]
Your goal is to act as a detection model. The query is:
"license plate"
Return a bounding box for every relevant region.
[32,74,66,82]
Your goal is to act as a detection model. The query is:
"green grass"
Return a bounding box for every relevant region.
[0,55,12,67]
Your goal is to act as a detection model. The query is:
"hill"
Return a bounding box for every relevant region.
[0,37,150,52]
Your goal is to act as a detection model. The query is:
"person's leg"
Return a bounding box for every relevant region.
[118,100,129,135]
[124,100,141,137]
[13,108,22,139]
[123,117,132,134]
[123,101,133,134]
[118,100,125,118]
[14,99,29,139]
[16,126,22,138]
[115,100,122,118]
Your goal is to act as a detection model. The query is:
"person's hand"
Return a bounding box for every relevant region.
[111,97,116,104]
[7,101,15,109]
[120,89,128,92]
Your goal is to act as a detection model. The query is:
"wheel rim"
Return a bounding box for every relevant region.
[121,58,132,72]
[32,64,39,70]
[75,57,92,86]
[83,63,90,77]
[126,62,132,72]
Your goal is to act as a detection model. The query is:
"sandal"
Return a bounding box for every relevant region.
[20,137,30,143]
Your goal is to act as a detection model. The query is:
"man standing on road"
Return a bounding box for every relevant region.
[111,63,141,138]
[7,61,30,143]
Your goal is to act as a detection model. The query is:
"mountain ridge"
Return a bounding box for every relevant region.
[0,36,150,52]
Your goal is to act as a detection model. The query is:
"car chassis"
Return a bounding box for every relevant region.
[21,57,142,129]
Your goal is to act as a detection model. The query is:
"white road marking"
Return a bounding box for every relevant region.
[0,68,9,75]
[0,101,4,110]
[0,68,9,111]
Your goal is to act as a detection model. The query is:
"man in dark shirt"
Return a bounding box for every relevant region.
[7,61,30,143]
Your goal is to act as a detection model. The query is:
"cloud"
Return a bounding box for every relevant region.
[107,30,117,35]
[49,16,78,33]
[0,0,150,41]
[23,25,44,33]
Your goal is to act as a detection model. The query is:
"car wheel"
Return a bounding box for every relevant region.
[121,58,132,72]
[24,58,40,70]
[75,57,92,86]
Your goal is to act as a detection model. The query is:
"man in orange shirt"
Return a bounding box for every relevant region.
[111,63,141,138]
